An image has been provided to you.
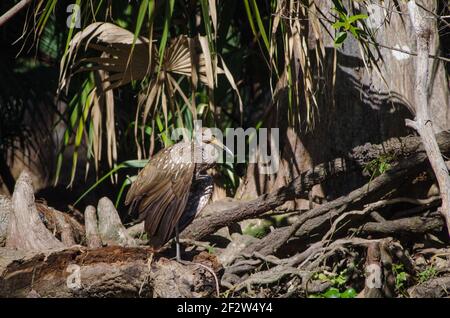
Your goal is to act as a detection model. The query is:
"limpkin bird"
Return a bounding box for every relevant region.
[125,128,232,260]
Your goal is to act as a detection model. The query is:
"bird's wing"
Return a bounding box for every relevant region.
[125,145,195,248]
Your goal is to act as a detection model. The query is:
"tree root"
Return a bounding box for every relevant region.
[0,170,219,298]
[3,130,450,298]
[182,131,450,241]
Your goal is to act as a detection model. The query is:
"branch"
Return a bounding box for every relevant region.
[240,147,442,257]
[0,0,33,28]
[359,215,443,235]
[183,131,450,243]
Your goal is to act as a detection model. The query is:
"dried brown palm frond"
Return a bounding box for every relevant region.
[58,22,242,171]
[269,0,325,129]
[58,22,154,93]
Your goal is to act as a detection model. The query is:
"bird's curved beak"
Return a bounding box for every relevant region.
[211,138,233,157]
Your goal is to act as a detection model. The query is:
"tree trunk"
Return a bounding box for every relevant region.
[236,0,449,209]
[404,0,450,235]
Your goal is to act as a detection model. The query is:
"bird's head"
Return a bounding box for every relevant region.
[195,127,233,157]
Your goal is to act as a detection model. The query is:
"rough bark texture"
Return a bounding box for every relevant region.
[0,195,12,246]
[6,171,64,251]
[360,215,443,235]
[236,0,448,211]
[242,152,428,257]
[0,170,218,298]
[408,276,450,298]
[35,202,85,245]
[0,246,217,298]
[183,131,450,242]
[97,197,136,247]
[405,1,450,235]
[84,205,102,248]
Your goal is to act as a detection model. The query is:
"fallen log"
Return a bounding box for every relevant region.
[0,246,217,298]
[359,215,443,235]
[408,276,450,298]
[182,131,450,241]
[298,196,442,242]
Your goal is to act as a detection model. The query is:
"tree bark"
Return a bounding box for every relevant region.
[0,170,218,298]
[409,276,450,298]
[405,0,450,235]
[84,205,102,248]
[183,130,450,241]
[0,195,12,246]
[236,0,449,212]
[6,171,64,251]
[97,197,136,247]
[0,246,217,298]
[0,0,33,27]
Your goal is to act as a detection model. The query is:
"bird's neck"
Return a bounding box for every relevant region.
[192,142,216,173]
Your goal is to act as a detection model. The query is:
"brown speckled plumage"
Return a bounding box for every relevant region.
[125,132,225,249]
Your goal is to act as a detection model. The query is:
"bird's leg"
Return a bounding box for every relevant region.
[175,223,182,262]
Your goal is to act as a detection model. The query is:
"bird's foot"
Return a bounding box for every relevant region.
[146,252,154,269]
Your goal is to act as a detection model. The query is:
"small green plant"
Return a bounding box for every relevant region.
[309,270,356,298]
[331,0,368,47]
[418,266,437,284]
[392,264,408,293]
[315,270,348,288]
[73,159,149,207]
[363,154,393,190]
[220,291,230,298]
[309,287,357,299]
[243,220,272,239]
[205,244,216,254]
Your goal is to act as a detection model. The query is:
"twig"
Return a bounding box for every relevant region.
[323,196,443,241]
[322,209,369,242]
[232,265,308,292]
[179,238,216,251]
[364,39,450,63]
[179,259,220,297]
